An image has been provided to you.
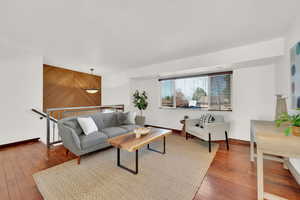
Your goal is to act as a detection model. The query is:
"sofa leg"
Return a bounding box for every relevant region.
[209,133,211,153]
[77,156,81,165]
[225,131,229,150]
[66,149,69,157]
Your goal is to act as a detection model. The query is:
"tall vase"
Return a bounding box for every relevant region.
[275,94,287,120]
[135,116,145,126]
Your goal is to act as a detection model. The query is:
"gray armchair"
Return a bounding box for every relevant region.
[185,115,230,152]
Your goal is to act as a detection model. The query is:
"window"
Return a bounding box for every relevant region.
[159,72,232,111]
[161,80,174,107]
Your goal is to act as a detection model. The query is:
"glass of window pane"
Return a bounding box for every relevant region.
[161,80,174,107]
[175,77,209,108]
[209,74,231,110]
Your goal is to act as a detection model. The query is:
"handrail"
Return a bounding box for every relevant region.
[46,104,124,112]
[31,108,58,123]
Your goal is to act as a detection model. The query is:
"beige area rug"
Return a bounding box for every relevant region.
[33,134,218,200]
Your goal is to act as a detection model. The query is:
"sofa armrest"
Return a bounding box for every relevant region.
[185,119,199,127]
[58,124,82,151]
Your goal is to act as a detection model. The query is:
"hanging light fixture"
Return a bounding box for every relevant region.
[85,68,100,94]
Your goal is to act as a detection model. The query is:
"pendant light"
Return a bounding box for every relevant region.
[85,68,100,94]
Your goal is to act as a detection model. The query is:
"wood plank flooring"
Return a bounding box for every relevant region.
[0,135,299,200]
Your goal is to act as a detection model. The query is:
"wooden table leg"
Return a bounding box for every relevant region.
[257,150,288,200]
[257,149,264,200]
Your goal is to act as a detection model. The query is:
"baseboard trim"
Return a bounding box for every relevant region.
[0,138,40,149]
[228,138,250,146]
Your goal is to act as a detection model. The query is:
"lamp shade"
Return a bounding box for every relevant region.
[85,88,100,94]
[84,68,100,94]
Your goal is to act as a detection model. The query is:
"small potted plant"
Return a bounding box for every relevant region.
[132,90,148,126]
[275,112,300,136]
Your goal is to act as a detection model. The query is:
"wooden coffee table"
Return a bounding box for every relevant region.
[107,128,172,175]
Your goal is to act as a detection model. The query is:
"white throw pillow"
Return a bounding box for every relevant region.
[77,117,98,135]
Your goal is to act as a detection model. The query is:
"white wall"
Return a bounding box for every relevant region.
[274,18,300,178]
[102,38,283,113]
[100,38,282,141]
[0,44,45,145]
[128,38,284,79]
[102,72,131,110]
[275,18,300,96]
[130,65,276,141]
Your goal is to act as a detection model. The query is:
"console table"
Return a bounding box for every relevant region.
[254,121,300,200]
[250,120,286,163]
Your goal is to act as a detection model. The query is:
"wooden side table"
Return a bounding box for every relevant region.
[255,123,300,200]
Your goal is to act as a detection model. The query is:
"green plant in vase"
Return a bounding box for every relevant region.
[132,90,148,126]
[275,112,300,136]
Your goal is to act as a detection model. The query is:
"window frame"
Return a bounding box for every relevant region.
[159,71,233,111]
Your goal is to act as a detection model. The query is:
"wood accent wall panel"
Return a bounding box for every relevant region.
[43,64,101,111]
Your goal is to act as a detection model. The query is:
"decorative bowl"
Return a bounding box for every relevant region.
[134,127,151,138]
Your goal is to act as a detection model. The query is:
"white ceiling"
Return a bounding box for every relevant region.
[0,0,299,73]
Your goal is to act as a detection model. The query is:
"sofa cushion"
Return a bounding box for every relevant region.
[62,119,83,136]
[102,127,128,138]
[79,131,108,149]
[101,112,119,128]
[120,124,142,132]
[91,112,105,130]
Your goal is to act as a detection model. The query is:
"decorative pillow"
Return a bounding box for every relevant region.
[207,114,215,123]
[118,112,136,125]
[203,114,215,124]
[198,114,206,128]
[117,112,129,124]
[77,117,98,135]
[197,114,215,128]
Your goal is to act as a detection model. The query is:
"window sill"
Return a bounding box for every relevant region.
[159,107,232,112]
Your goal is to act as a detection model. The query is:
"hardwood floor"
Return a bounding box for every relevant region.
[0,135,299,200]
[194,142,300,200]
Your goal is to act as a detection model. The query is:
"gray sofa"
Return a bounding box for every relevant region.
[58,112,141,164]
